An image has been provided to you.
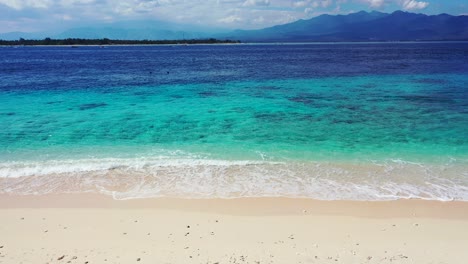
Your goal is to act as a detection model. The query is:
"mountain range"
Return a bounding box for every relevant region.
[1,10,467,42]
[223,10,468,42]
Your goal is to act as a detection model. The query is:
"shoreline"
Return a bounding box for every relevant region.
[2,40,468,47]
[1,194,468,263]
[2,193,468,218]
[2,157,467,201]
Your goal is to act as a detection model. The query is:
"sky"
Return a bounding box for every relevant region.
[0,0,467,33]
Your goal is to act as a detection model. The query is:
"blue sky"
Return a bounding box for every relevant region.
[0,0,467,33]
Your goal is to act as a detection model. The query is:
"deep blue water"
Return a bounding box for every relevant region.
[2,43,468,91]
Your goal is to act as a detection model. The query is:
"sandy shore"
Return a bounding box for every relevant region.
[0,195,468,264]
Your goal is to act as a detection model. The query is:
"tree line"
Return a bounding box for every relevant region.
[0,38,241,46]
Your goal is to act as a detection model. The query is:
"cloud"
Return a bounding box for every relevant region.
[291,0,333,9]
[317,0,333,8]
[52,13,73,21]
[0,0,53,10]
[400,0,429,10]
[242,0,270,7]
[359,0,385,8]
[361,0,429,10]
[368,0,385,8]
[218,14,243,23]
[60,0,97,7]
[292,1,310,8]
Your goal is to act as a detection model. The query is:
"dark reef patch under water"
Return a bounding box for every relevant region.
[79,103,108,110]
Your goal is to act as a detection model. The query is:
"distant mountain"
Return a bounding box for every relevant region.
[55,20,225,40]
[0,20,226,41]
[55,27,204,40]
[0,31,52,40]
[223,11,468,42]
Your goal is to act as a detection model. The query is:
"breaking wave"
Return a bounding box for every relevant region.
[1,157,467,201]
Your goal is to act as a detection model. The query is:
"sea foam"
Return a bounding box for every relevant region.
[1,157,467,201]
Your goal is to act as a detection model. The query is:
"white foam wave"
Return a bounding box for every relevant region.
[0,158,272,178]
[1,158,467,201]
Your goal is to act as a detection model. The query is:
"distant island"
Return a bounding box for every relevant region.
[0,38,240,46]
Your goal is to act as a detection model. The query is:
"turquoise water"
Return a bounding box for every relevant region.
[2,74,467,162]
[1,44,467,200]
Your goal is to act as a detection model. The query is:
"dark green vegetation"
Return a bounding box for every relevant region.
[0,38,240,46]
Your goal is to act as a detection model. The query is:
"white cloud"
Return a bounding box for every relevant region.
[253,15,265,23]
[308,0,333,8]
[368,0,385,8]
[291,0,333,10]
[317,0,332,8]
[0,0,53,9]
[218,14,243,23]
[359,0,385,8]
[60,0,96,7]
[273,11,297,24]
[111,0,164,15]
[362,0,429,10]
[134,0,161,13]
[400,0,429,10]
[242,0,270,7]
[53,13,73,20]
[292,1,309,8]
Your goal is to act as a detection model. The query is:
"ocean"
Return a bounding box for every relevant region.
[1,42,467,200]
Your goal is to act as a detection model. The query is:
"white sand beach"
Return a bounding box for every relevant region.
[1,194,467,264]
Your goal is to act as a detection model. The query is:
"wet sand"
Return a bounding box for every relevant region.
[1,194,468,263]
